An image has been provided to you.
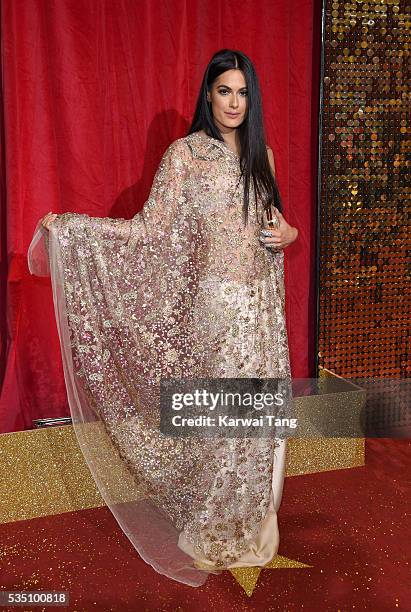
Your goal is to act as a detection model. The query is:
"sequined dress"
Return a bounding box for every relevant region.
[28,131,291,587]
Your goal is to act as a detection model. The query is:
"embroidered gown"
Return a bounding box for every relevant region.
[28,131,291,587]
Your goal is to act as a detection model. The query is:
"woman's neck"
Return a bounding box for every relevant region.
[221,131,240,156]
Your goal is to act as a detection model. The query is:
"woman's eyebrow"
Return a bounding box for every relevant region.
[217,84,248,90]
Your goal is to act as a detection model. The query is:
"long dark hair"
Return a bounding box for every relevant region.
[187,48,283,225]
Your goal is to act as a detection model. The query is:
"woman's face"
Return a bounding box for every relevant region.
[207,69,248,132]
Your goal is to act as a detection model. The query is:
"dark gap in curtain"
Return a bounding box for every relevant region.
[0,0,8,389]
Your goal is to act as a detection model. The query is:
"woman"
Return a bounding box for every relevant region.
[28,49,298,586]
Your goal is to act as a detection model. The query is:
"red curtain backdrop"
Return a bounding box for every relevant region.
[0,0,320,433]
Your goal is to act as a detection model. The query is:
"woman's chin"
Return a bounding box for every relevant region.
[216,117,245,130]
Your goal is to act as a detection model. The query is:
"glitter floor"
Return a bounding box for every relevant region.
[0,438,409,611]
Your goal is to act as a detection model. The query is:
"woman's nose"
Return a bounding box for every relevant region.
[230,96,239,108]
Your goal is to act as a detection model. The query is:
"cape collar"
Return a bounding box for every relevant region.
[185,132,240,162]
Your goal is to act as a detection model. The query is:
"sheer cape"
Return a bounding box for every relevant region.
[28,133,291,586]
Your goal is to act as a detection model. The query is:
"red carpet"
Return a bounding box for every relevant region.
[1,439,409,611]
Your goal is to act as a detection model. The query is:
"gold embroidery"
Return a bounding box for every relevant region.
[52,131,291,568]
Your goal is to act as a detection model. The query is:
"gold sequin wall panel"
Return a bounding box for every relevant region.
[317,0,410,377]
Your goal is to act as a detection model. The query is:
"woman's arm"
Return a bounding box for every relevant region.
[266,146,276,177]
[262,145,299,250]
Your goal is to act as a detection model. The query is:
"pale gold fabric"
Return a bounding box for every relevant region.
[28,132,291,586]
[180,438,287,571]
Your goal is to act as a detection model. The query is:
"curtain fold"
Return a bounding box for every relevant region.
[0,0,319,432]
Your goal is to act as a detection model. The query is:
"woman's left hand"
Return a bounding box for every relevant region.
[260,207,298,250]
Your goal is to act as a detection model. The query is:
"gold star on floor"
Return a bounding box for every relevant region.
[229,555,312,596]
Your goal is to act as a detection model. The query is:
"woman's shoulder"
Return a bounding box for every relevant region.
[156,137,194,174]
[165,132,227,162]
[164,133,273,165]
[161,136,191,159]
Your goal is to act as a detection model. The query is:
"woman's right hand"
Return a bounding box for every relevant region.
[41,212,58,231]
